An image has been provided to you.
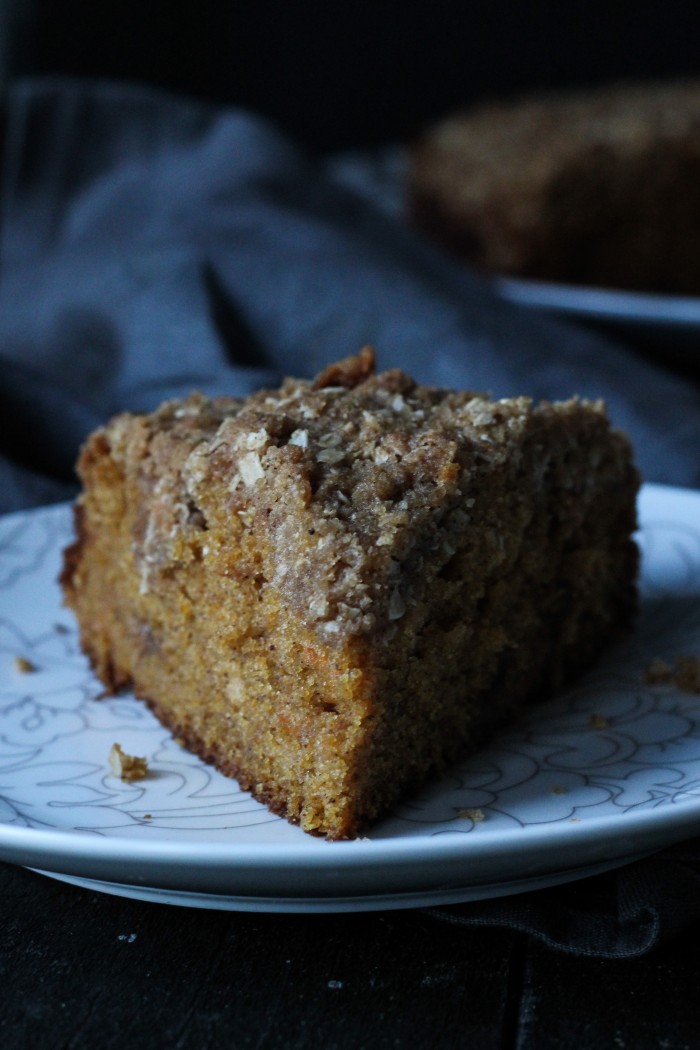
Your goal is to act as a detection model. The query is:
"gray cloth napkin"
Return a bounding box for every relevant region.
[2,77,700,955]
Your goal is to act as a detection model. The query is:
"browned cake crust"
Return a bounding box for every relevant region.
[410,80,700,294]
[61,349,640,838]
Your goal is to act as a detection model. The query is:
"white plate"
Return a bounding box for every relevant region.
[496,277,700,361]
[1,485,700,912]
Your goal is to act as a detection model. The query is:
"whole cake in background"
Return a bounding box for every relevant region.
[409,80,700,295]
[61,348,640,838]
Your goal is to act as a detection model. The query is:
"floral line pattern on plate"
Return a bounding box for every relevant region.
[1,493,700,846]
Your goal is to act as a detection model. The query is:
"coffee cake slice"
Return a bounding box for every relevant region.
[410,80,700,294]
[61,348,639,838]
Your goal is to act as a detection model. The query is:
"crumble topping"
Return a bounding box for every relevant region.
[102,350,623,644]
[312,344,376,389]
[236,451,266,487]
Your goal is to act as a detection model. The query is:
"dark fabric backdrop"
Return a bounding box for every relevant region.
[11,1,700,151]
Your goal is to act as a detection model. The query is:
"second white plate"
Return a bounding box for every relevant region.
[497,276,700,362]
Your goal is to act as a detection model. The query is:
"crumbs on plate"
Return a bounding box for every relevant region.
[14,656,37,673]
[108,743,149,782]
[456,807,486,824]
[645,656,700,695]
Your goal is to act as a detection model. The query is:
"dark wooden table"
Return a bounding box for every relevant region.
[2,860,697,1049]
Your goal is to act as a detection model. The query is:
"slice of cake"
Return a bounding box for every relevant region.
[409,80,700,294]
[61,348,639,838]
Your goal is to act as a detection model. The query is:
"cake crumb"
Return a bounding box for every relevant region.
[109,743,149,782]
[456,807,486,823]
[645,656,700,694]
[588,713,609,729]
[14,656,37,674]
[645,658,673,684]
[551,785,567,795]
